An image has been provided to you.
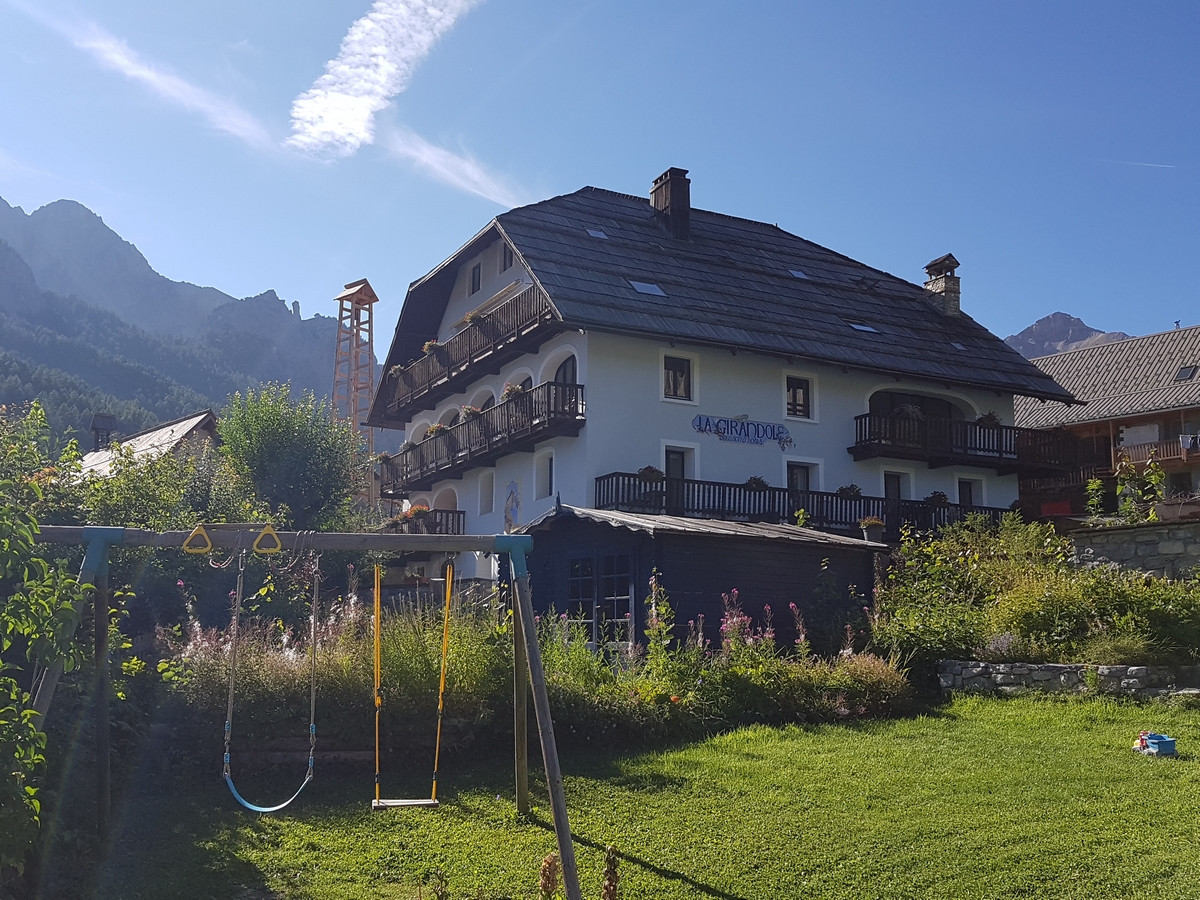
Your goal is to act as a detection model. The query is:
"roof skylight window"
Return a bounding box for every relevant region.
[789,269,810,279]
[1175,365,1198,382]
[586,228,608,239]
[630,280,666,296]
[842,319,879,333]
[950,341,967,351]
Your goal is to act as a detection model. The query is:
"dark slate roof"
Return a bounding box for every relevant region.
[383,182,1073,402]
[519,504,886,549]
[1015,325,1200,429]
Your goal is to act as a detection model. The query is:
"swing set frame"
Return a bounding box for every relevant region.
[32,524,584,900]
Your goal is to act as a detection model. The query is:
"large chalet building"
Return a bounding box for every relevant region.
[366,168,1073,585]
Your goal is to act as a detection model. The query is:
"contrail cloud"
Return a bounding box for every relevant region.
[382,126,526,208]
[286,0,483,158]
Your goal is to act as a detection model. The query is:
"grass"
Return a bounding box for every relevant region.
[34,693,1200,899]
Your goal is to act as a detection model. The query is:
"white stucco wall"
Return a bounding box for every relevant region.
[401,325,1019,547]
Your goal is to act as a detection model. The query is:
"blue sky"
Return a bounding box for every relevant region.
[1,0,1196,344]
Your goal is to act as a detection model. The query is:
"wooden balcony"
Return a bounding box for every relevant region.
[380,382,585,497]
[380,509,466,535]
[381,285,557,419]
[1112,436,1198,468]
[850,414,1074,474]
[594,472,1009,539]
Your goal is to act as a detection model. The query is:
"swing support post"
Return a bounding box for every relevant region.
[497,536,582,900]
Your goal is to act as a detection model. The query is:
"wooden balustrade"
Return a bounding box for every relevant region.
[380,382,585,496]
[594,473,1008,538]
[851,414,1075,473]
[384,285,555,415]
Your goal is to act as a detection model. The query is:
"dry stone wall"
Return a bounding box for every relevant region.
[939,660,1200,700]
[1071,522,1200,579]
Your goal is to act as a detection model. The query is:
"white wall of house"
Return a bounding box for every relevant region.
[399,324,1020,549]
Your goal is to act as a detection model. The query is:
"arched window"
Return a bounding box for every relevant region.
[554,354,577,385]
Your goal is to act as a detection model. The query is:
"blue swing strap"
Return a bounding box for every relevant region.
[222,548,321,814]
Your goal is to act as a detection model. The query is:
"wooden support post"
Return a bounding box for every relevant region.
[510,570,581,900]
[510,571,530,815]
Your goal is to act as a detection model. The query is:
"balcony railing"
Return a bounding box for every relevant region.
[380,509,467,535]
[383,285,556,418]
[380,381,585,496]
[594,472,1008,539]
[850,414,1074,474]
[1113,436,1198,468]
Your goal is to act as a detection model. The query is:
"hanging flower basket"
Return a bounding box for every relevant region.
[461,405,483,419]
[501,382,526,400]
[424,423,448,438]
[835,483,862,500]
[924,490,949,506]
[744,475,769,491]
[405,504,431,519]
[422,339,442,355]
[976,411,1002,427]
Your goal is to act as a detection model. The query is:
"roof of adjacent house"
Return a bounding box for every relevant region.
[1014,325,1200,429]
[80,409,216,477]
[381,179,1072,404]
[519,504,886,548]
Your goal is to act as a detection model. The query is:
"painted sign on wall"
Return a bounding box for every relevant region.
[692,414,793,449]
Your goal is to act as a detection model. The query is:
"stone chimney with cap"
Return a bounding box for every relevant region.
[651,167,691,240]
[924,253,961,316]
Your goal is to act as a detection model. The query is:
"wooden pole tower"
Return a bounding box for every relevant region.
[333,279,378,501]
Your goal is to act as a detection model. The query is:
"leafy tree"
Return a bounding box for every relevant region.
[0,407,89,872]
[218,383,369,531]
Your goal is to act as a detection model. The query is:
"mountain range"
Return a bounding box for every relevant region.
[0,195,342,443]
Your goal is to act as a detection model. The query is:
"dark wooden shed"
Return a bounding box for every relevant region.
[520,505,884,654]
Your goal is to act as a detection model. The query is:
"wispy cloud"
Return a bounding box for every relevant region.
[382,126,526,207]
[285,0,483,158]
[7,0,271,149]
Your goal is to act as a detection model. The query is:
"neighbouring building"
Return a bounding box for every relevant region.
[366,167,1074,615]
[1015,324,1200,517]
[79,409,217,477]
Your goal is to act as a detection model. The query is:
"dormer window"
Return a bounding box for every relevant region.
[470,263,481,295]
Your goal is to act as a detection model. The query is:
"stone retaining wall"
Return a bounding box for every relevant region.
[1071,521,1200,579]
[938,660,1200,700]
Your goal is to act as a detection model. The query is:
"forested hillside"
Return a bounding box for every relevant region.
[0,196,342,441]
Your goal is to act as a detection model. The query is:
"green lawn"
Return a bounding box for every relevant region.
[46,694,1200,899]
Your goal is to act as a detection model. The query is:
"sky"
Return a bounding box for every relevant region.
[1,0,1197,348]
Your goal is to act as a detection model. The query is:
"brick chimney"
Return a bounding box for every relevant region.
[924,253,961,315]
[651,167,691,239]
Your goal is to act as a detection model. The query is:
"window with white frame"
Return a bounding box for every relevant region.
[785,375,812,419]
[663,355,693,401]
